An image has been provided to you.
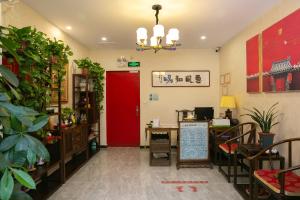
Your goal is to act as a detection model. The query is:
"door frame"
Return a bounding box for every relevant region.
[105,70,141,146]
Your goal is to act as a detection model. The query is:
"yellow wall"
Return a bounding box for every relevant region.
[220,0,300,163]
[6,0,300,159]
[1,1,89,108]
[90,49,220,145]
[1,2,220,146]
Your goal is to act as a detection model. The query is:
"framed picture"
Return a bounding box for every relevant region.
[220,74,225,85]
[152,70,210,87]
[51,64,68,103]
[224,73,231,84]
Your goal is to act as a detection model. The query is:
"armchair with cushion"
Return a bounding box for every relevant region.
[248,138,300,200]
[217,122,257,182]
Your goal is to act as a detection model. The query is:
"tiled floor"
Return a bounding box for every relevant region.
[49,148,243,200]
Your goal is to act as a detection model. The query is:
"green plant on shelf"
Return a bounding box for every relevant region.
[61,107,74,124]
[1,26,73,113]
[74,58,105,111]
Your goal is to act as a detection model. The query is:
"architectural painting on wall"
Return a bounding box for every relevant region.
[262,8,300,92]
[246,34,260,93]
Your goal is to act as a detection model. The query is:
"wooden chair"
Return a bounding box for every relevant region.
[217,122,257,182]
[248,138,300,200]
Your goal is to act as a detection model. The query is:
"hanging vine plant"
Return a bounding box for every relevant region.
[47,38,73,83]
[74,58,105,111]
[2,26,73,113]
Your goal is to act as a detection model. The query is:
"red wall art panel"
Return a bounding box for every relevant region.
[246,34,260,93]
[262,8,300,92]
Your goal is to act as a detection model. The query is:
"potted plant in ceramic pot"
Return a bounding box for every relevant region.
[241,102,279,148]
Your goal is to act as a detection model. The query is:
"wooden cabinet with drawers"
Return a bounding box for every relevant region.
[62,124,88,163]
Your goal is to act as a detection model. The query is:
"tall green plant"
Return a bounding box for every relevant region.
[74,58,105,111]
[47,38,73,84]
[0,25,72,200]
[2,26,73,113]
[3,26,50,112]
[241,102,279,133]
[0,65,49,200]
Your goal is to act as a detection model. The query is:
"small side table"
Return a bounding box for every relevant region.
[145,127,178,147]
[149,130,171,166]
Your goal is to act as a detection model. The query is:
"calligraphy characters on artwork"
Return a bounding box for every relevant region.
[152,71,210,87]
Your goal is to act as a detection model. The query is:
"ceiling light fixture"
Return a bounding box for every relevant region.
[66,26,72,30]
[136,4,181,53]
[0,0,19,7]
[101,37,107,41]
[0,0,18,3]
[201,35,207,40]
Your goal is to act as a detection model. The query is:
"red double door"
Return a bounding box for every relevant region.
[106,71,140,147]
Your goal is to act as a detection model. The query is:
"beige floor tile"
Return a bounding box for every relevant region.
[48,148,243,200]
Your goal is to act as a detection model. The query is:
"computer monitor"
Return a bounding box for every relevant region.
[194,107,214,121]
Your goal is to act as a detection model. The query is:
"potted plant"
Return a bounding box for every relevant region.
[74,58,105,111]
[74,58,91,75]
[61,107,74,125]
[241,102,279,148]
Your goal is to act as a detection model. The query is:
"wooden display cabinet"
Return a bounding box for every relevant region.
[72,74,101,155]
[62,124,88,163]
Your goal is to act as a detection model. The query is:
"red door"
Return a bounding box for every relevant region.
[106,71,140,147]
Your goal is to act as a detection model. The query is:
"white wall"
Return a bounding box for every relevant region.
[90,49,220,145]
[220,0,300,164]
[1,1,89,108]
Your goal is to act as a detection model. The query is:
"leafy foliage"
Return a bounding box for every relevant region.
[241,102,279,133]
[1,26,73,113]
[0,25,72,200]
[0,65,50,200]
[74,58,105,111]
[61,107,74,122]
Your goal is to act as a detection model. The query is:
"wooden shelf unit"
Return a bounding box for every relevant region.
[26,74,102,200]
[72,74,101,152]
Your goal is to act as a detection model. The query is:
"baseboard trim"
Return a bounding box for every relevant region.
[140,145,177,149]
[100,145,177,149]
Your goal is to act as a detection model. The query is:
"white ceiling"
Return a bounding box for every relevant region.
[22,0,280,50]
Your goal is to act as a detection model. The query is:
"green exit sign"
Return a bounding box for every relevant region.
[128,61,140,67]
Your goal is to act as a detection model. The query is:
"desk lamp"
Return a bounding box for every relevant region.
[220,96,236,119]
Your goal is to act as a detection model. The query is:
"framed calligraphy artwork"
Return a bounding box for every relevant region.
[152,70,210,87]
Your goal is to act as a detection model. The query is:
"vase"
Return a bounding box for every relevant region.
[259,133,275,149]
[81,68,89,75]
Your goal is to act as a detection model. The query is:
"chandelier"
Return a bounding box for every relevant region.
[136,4,181,53]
